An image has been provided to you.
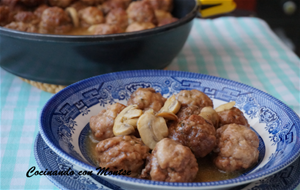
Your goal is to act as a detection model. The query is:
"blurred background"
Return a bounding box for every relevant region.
[206,0,300,57]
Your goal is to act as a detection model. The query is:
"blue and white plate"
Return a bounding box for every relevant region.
[39,70,300,190]
[34,133,300,190]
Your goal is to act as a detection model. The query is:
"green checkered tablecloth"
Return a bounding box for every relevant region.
[1,17,300,190]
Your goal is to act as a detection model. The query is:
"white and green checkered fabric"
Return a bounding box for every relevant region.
[1,17,299,190]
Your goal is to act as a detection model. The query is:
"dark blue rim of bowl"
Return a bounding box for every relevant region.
[0,1,198,42]
[39,69,300,188]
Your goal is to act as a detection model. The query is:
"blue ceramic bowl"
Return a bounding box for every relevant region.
[39,70,300,190]
[0,0,197,85]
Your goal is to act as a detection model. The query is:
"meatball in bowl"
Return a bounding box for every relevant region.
[0,0,198,85]
[39,70,300,190]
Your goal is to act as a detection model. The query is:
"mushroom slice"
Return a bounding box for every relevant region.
[123,118,138,127]
[156,111,178,121]
[156,95,181,121]
[137,109,168,149]
[158,95,181,114]
[215,101,236,112]
[199,107,219,127]
[113,105,143,136]
[66,7,79,28]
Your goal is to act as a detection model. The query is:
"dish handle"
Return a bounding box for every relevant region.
[197,0,237,18]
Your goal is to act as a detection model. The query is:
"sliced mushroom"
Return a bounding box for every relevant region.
[156,111,178,121]
[199,107,219,127]
[66,7,79,28]
[123,118,138,127]
[156,95,181,121]
[215,101,236,112]
[113,105,143,136]
[137,109,168,149]
[159,95,181,114]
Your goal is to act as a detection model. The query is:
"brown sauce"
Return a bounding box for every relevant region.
[64,28,92,35]
[85,130,242,182]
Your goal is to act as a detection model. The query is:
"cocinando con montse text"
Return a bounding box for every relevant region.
[26,166,131,177]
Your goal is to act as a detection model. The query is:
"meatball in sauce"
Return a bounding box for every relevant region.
[140,138,198,182]
[127,87,166,112]
[168,115,216,158]
[217,107,250,128]
[176,89,213,108]
[89,102,126,141]
[214,124,259,172]
[95,135,150,177]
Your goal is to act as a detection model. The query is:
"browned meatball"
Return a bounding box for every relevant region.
[39,7,72,34]
[79,7,105,27]
[176,89,213,108]
[48,0,73,8]
[214,124,259,172]
[88,23,123,35]
[69,1,87,11]
[80,0,105,6]
[0,6,11,26]
[127,88,166,112]
[14,11,39,24]
[125,22,155,32]
[1,0,18,7]
[5,21,38,32]
[19,0,45,7]
[100,0,131,14]
[140,138,198,182]
[144,0,173,12]
[106,8,128,29]
[177,105,202,121]
[217,107,250,128]
[89,103,126,141]
[168,115,216,158]
[126,1,157,25]
[95,135,150,177]
[34,4,49,18]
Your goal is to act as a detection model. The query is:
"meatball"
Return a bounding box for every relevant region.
[140,138,198,182]
[154,9,171,21]
[14,11,39,24]
[0,6,11,26]
[19,0,45,7]
[48,0,73,8]
[168,115,216,158]
[127,88,166,112]
[217,107,250,128]
[80,0,104,6]
[106,8,128,29]
[125,22,155,32]
[143,0,173,12]
[69,1,87,11]
[88,23,123,35]
[100,0,131,14]
[39,7,72,34]
[34,4,49,18]
[126,1,157,24]
[176,89,213,108]
[1,0,18,7]
[95,135,150,177]
[89,103,126,141]
[214,124,259,172]
[79,7,105,27]
[177,105,202,121]
[5,22,38,33]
